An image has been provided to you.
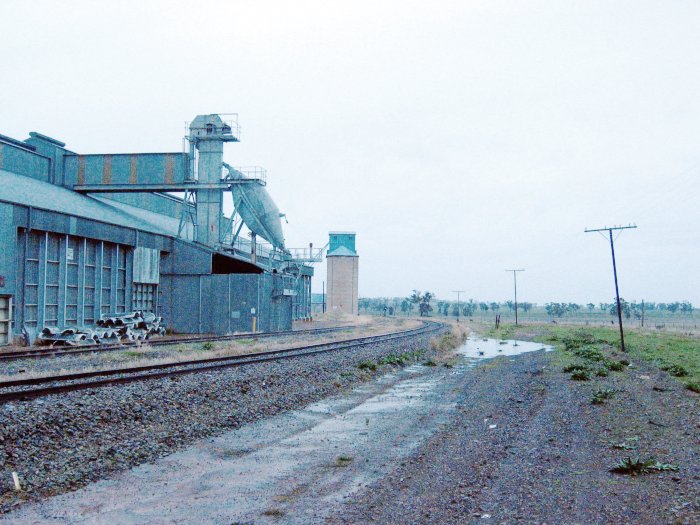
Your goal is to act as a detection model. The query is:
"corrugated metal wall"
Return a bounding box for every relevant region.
[16,229,133,330]
[159,273,292,335]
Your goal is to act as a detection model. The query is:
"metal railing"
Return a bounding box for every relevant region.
[230,166,267,185]
[286,247,324,263]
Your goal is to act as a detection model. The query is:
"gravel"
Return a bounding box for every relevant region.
[0,326,444,513]
[329,350,700,525]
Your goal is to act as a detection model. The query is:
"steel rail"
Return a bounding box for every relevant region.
[0,322,443,403]
[0,326,355,362]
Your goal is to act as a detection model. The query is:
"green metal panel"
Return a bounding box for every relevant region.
[327,232,357,256]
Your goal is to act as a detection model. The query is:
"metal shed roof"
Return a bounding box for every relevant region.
[327,246,358,257]
[0,169,174,237]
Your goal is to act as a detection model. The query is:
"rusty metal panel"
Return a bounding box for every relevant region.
[129,154,138,184]
[102,154,112,184]
[64,153,188,187]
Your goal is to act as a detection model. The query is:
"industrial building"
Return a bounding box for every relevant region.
[326,232,359,316]
[0,114,320,345]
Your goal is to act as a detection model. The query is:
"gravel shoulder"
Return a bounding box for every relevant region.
[0,323,442,514]
[1,324,697,524]
[332,340,700,525]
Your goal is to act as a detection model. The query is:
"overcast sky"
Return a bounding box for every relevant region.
[2,1,699,304]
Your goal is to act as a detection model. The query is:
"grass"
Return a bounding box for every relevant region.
[570,370,591,381]
[497,323,698,391]
[609,457,679,476]
[660,364,689,377]
[591,388,617,404]
[358,349,429,372]
[357,360,377,371]
[334,455,353,467]
[430,324,468,353]
[262,508,286,517]
[121,350,144,358]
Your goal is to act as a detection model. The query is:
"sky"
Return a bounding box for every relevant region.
[1,0,699,304]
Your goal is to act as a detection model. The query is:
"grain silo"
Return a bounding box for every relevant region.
[326,232,359,316]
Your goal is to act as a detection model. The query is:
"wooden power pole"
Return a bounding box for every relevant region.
[584,224,637,352]
[505,269,525,325]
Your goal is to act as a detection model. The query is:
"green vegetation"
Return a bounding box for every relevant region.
[686,382,700,393]
[358,349,426,372]
[377,350,424,366]
[262,508,286,517]
[591,388,617,404]
[497,324,698,390]
[660,364,689,377]
[423,359,437,367]
[570,370,591,381]
[608,361,625,371]
[335,455,353,467]
[609,457,679,476]
[357,360,377,371]
[201,342,215,351]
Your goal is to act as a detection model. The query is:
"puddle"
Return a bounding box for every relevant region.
[458,336,551,359]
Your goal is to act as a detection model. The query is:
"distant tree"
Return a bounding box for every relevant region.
[400,299,410,315]
[609,298,631,319]
[667,302,680,314]
[521,302,533,313]
[479,302,489,313]
[437,301,445,317]
[587,303,595,312]
[505,300,514,311]
[409,290,421,316]
[451,303,460,317]
[442,302,450,316]
[463,299,477,317]
[489,302,500,312]
[410,290,421,306]
[680,301,694,314]
[419,292,434,317]
[545,303,567,318]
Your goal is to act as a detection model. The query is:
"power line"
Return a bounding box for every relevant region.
[584,224,637,352]
[504,269,525,325]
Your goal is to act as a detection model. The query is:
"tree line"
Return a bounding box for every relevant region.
[358,295,694,319]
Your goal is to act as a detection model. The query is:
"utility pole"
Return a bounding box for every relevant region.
[584,224,637,352]
[452,290,465,322]
[505,269,525,325]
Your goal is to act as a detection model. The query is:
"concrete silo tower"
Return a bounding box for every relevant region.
[326,232,359,316]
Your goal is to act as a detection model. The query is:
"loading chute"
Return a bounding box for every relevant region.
[223,163,286,250]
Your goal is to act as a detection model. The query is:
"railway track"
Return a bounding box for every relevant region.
[0,325,356,362]
[0,321,443,403]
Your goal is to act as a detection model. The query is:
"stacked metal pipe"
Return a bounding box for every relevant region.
[37,311,165,347]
